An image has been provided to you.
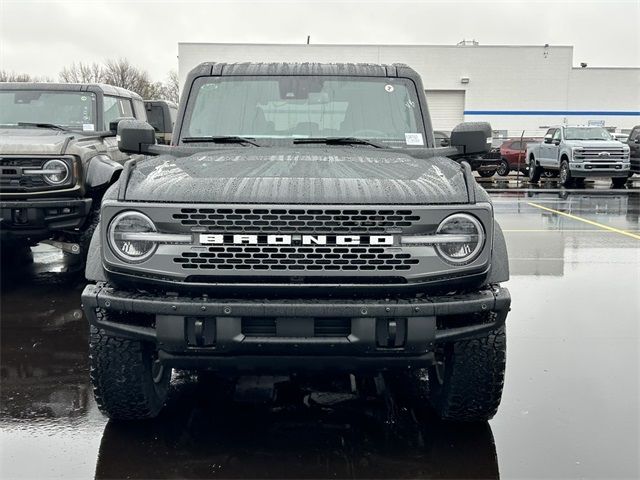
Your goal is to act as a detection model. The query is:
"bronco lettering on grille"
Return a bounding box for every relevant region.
[198,234,394,246]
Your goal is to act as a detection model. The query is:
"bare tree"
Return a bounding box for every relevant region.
[0,71,52,82]
[57,59,179,101]
[165,70,180,103]
[101,58,151,95]
[59,62,104,83]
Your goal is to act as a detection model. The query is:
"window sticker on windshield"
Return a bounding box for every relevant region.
[384,84,394,92]
[405,133,424,145]
[83,124,95,131]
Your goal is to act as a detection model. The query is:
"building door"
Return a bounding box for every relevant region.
[424,90,465,132]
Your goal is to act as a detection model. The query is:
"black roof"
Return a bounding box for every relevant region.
[187,62,417,78]
[0,82,143,100]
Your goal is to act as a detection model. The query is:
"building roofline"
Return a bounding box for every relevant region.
[178,42,575,49]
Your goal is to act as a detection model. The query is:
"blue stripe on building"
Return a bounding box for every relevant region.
[463,110,640,116]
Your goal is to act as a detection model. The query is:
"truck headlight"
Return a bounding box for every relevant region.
[42,159,70,185]
[108,211,157,262]
[434,213,485,264]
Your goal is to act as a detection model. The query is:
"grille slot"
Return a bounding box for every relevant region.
[174,245,419,272]
[242,317,351,337]
[172,208,420,234]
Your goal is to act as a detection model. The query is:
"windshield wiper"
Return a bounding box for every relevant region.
[293,137,384,148]
[17,122,70,132]
[181,136,261,146]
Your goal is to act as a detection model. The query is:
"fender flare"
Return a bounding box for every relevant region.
[85,155,123,191]
[487,220,509,284]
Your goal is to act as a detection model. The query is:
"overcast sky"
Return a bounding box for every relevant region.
[1,0,638,82]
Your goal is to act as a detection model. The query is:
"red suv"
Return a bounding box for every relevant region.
[498,138,539,176]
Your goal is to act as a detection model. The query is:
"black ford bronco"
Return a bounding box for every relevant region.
[82,63,511,422]
[0,83,146,259]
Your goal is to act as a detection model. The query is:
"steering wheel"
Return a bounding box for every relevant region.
[349,129,386,138]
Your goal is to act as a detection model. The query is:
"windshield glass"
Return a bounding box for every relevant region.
[564,127,613,141]
[0,90,97,131]
[182,76,425,146]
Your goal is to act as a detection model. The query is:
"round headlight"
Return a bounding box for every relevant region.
[435,213,485,264]
[42,159,70,185]
[108,211,157,262]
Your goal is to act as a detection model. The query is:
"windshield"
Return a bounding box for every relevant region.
[182,76,425,146]
[0,90,97,131]
[564,127,613,141]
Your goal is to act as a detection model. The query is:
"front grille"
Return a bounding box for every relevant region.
[574,148,628,161]
[172,208,420,234]
[0,157,72,192]
[174,245,419,272]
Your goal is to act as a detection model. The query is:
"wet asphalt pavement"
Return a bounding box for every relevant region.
[1,178,639,479]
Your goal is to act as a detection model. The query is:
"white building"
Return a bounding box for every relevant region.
[178,43,640,137]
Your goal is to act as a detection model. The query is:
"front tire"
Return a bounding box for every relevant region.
[90,313,170,420]
[496,159,510,177]
[528,157,541,183]
[559,160,574,187]
[611,177,627,188]
[427,326,506,422]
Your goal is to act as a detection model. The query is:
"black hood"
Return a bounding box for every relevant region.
[124,147,470,204]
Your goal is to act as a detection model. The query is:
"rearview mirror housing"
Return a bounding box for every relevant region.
[117,120,156,154]
[450,122,492,155]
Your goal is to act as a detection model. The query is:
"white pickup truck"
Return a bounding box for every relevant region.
[526,125,630,187]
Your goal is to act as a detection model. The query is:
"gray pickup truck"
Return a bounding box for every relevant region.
[82,62,511,423]
[526,125,630,187]
[0,83,146,259]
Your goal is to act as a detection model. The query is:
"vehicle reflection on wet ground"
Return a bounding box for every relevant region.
[1,188,638,479]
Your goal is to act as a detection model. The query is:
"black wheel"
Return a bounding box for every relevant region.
[496,159,510,177]
[528,156,541,183]
[90,312,170,420]
[559,160,574,187]
[478,170,496,178]
[611,177,628,188]
[427,326,506,422]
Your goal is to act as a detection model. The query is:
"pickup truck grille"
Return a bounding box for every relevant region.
[174,245,419,272]
[574,148,628,161]
[172,208,421,234]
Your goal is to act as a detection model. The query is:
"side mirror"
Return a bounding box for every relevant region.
[544,135,553,144]
[635,138,640,144]
[553,139,561,146]
[450,122,491,155]
[117,120,156,154]
[109,117,135,135]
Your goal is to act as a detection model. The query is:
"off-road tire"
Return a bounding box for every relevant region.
[611,177,627,189]
[528,156,541,183]
[559,160,574,187]
[78,207,100,260]
[427,326,506,422]
[496,159,510,177]
[478,169,496,178]
[90,314,170,420]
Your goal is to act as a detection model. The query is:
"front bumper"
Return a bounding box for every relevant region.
[569,162,630,178]
[82,282,510,371]
[0,198,92,244]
